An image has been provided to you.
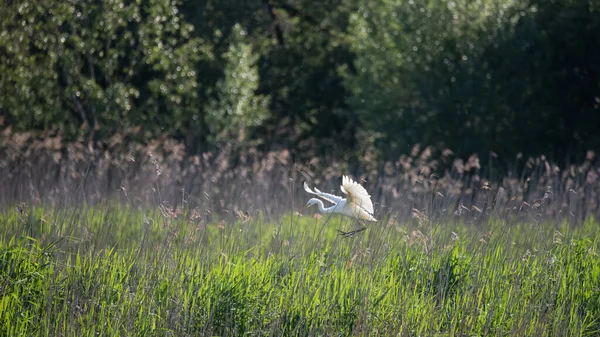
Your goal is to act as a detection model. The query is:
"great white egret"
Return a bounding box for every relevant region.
[304,175,377,236]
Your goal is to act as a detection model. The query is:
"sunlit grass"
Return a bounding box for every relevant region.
[1,203,599,336]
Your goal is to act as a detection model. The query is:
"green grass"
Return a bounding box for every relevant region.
[1,203,599,336]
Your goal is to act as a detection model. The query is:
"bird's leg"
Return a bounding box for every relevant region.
[338,226,366,238]
[337,220,368,238]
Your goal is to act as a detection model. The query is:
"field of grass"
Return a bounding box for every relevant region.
[1,200,599,336]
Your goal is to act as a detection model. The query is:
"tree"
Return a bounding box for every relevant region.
[343,0,600,163]
[205,24,270,143]
[0,0,206,141]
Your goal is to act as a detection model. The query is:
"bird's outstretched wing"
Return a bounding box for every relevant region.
[303,181,343,205]
[341,175,374,214]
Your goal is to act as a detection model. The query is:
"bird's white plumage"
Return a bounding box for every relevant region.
[304,175,376,222]
[341,175,374,214]
[303,181,343,205]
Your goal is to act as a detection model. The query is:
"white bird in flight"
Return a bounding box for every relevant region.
[304,175,377,236]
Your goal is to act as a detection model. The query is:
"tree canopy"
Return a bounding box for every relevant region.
[1,0,598,164]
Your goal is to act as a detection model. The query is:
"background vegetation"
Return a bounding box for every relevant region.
[1,0,599,163]
[2,0,600,335]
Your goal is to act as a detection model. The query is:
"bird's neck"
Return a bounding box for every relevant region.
[317,200,337,214]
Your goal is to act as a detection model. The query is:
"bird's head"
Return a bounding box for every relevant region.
[305,198,320,209]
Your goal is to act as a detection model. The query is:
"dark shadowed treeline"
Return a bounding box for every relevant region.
[1,0,599,164]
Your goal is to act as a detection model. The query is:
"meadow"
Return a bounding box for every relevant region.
[2,199,600,336]
[1,133,600,336]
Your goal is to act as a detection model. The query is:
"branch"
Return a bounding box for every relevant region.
[263,1,285,46]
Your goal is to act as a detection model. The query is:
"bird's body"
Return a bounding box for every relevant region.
[304,175,376,236]
[305,197,376,222]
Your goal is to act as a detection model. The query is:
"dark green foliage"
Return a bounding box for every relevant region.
[1,0,598,161]
[0,0,206,141]
[345,0,600,162]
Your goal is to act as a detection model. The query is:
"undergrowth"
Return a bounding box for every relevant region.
[1,204,599,336]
